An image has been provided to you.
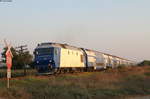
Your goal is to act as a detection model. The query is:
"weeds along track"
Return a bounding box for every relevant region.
[0,66,150,99]
[0,68,109,81]
[0,66,150,80]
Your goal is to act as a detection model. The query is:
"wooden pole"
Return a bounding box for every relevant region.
[7,78,9,89]
[7,69,11,89]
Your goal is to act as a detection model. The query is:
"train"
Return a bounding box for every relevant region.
[34,42,134,74]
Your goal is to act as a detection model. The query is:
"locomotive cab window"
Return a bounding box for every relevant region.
[35,48,54,55]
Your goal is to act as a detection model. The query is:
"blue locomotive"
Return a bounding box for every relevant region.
[34,42,133,74]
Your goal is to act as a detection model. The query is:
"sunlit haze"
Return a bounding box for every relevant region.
[0,0,150,62]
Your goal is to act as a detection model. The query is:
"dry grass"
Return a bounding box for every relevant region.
[0,69,37,78]
[0,66,150,99]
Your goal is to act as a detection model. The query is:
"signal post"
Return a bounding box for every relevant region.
[4,40,13,88]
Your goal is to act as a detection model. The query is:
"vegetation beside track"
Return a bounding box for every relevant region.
[0,69,36,78]
[0,66,150,99]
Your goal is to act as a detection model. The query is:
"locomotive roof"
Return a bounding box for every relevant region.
[37,42,132,62]
[37,42,82,51]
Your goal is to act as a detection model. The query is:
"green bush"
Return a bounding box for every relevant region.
[138,60,150,66]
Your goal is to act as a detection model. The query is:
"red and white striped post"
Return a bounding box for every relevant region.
[4,40,13,88]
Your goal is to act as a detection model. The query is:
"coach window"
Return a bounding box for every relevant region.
[68,51,70,55]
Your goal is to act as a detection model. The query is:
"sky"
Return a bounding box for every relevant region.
[0,0,150,62]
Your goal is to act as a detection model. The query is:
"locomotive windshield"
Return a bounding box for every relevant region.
[35,48,54,55]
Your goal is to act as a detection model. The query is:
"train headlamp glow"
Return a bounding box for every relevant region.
[49,60,52,62]
[35,51,38,55]
[37,61,39,63]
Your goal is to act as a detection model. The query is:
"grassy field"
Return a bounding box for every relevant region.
[0,69,37,78]
[0,66,150,99]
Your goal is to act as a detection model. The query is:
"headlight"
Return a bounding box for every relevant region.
[36,51,38,55]
[49,60,52,62]
[37,61,39,63]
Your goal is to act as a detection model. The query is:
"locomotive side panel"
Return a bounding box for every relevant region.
[60,48,85,68]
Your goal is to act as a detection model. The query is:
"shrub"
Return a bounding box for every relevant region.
[138,60,150,66]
